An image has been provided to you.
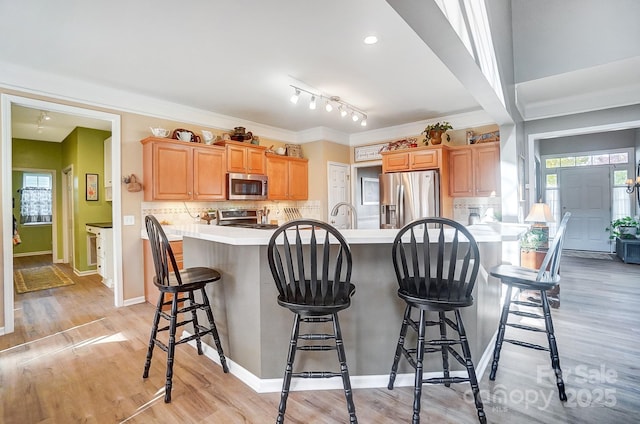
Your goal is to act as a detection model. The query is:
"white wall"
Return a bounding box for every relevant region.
[539,129,636,155]
[512,0,640,83]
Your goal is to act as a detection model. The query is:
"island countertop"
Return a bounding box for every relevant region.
[158,222,526,245]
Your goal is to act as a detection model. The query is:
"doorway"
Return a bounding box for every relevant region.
[2,94,123,335]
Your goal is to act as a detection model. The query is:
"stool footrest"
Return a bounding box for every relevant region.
[426,339,461,346]
[302,317,332,323]
[512,299,541,308]
[298,345,336,351]
[505,338,549,351]
[299,333,335,341]
[423,376,470,385]
[292,371,341,378]
[506,322,546,332]
[153,339,169,352]
[510,310,543,319]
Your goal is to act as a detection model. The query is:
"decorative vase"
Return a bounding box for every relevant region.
[429,130,443,145]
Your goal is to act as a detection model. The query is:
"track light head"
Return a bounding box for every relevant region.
[360,117,367,127]
[309,95,316,110]
[325,101,333,112]
[351,112,359,122]
[290,89,300,104]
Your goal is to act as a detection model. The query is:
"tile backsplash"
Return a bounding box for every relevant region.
[141,200,322,226]
[452,197,502,225]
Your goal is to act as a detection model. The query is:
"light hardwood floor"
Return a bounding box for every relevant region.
[2,254,639,423]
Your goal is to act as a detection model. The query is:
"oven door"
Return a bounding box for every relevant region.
[227,173,268,200]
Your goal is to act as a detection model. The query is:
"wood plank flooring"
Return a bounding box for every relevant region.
[2,254,639,423]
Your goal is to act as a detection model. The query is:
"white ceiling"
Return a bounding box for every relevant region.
[1,0,639,143]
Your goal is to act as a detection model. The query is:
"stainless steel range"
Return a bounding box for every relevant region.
[216,208,279,230]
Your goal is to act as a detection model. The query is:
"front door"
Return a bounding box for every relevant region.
[560,166,611,251]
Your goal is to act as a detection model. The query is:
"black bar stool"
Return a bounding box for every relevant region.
[143,215,228,403]
[489,212,571,401]
[267,219,357,424]
[388,217,486,424]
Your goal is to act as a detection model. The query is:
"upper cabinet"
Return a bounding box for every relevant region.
[215,140,266,175]
[141,137,226,201]
[381,146,442,173]
[104,137,112,201]
[449,142,500,197]
[266,154,308,200]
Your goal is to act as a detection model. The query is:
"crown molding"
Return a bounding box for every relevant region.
[349,109,494,146]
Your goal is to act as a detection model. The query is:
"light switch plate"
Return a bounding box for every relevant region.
[123,215,135,226]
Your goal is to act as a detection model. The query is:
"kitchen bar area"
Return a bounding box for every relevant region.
[158,222,524,393]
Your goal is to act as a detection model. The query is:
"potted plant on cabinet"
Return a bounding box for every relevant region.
[605,216,640,240]
[422,121,453,145]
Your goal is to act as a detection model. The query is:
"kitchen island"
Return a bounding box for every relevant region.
[160,223,523,393]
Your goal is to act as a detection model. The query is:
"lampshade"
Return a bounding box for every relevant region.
[525,203,554,224]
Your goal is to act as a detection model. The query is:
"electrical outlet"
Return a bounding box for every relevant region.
[123,215,135,226]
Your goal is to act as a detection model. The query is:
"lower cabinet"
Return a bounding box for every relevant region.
[143,239,183,303]
[86,225,113,288]
[266,154,309,200]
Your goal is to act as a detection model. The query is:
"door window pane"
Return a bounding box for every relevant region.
[575,156,591,166]
[613,170,628,186]
[560,157,575,167]
[546,173,558,188]
[592,154,610,165]
[609,152,628,164]
[545,158,560,168]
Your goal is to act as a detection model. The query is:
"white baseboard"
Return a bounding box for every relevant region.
[74,269,96,277]
[181,330,492,394]
[13,250,53,257]
[123,296,146,307]
[0,326,4,336]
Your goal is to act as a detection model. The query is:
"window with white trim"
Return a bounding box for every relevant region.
[20,173,52,225]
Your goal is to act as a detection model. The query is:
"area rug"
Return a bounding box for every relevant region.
[14,265,75,294]
[563,250,615,260]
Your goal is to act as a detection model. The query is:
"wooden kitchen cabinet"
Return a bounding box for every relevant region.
[449,142,500,197]
[143,239,183,303]
[215,140,267,174]
[266,154,308,200]
[141,137,226,201]
[381,145,442,173]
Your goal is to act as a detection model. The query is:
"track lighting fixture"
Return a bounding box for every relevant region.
[35,111,51,132]
[290,89,300,104]
[289,85,367,126]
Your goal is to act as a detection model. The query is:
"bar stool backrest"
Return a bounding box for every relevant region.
[268,219,352,306]
[536,212,571,282]
[392,217,480,301]
[145,215,182,287]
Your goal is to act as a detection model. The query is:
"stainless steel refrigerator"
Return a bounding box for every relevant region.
[379,170,440,229]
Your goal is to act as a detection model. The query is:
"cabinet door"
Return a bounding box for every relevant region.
[266,156,288,200]
[288,160,308,200]
[153,142,193,200]
[193,146,226,200]
[382,152,410,172]
[247,147,266,174]
[449,148,473,197]
[410,150,439,170]
[474,144,500,196]
[226,145,247,173]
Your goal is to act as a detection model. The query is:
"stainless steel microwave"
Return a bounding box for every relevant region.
[227,173,268,200]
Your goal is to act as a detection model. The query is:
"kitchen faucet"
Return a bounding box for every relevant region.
[330,202,358,229]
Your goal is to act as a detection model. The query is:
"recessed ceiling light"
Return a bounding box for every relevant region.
[363,35,378,45]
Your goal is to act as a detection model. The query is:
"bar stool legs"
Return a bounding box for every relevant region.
[489,285,567,401]
[276,313,357,424]
[388,306,486,424]
[143,289,228,403]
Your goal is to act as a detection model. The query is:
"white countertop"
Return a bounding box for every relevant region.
[142,222,526,246]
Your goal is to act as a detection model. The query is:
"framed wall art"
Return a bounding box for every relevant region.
[86,173,98,201]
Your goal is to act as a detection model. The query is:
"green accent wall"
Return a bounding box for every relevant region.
[12,127,112,271]
[61,127,112,271]
[12,139,62,255]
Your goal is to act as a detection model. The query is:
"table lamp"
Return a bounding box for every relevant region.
[525,202,555,248]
